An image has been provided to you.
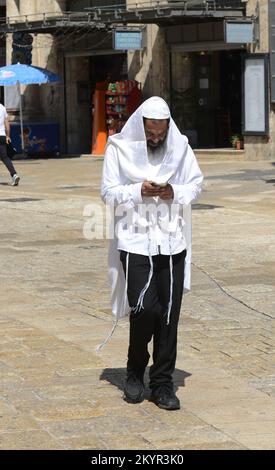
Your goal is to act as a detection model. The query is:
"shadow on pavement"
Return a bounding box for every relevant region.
[100,367,191,397]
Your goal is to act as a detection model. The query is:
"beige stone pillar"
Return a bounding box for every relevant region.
[126,1,170,102]
[244,0,272,160]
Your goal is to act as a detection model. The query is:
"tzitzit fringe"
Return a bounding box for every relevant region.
[131,234,174,325]
[166,254,174,325]
[166,234,174,325]
[95,252,129,353]
[131,254,153,314]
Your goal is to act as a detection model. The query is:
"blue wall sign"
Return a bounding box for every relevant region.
[113,31,143,50]
[225,21,254,44]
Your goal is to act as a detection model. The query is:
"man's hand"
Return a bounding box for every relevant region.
[141,181,165,197]
[141,181,174,200]
[159,184,174,200]
[6,136,11,144]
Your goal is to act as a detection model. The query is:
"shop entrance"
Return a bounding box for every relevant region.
[65,52,127,154]
[170,49,243,149]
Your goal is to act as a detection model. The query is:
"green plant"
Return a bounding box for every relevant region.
[230,134,242,147]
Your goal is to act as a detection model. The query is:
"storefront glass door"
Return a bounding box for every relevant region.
[170,50,243,149]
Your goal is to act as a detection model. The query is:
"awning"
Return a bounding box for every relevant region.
[0,3,246,34]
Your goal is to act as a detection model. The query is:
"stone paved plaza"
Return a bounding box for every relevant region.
[0,155,274,450]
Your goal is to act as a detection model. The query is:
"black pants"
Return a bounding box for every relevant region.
[0,137,16,177]
[120,249,186,391]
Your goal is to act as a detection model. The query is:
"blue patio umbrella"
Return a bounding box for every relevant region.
[0,63,60,151]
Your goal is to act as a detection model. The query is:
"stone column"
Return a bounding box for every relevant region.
[126,1,170,102]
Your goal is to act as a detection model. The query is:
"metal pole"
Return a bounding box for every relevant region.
[17,81,24,152]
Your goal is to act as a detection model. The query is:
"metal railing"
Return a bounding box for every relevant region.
[126,1,247,10]
[0,1,247,33]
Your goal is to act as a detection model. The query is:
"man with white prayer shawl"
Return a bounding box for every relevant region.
[101,96,203,410]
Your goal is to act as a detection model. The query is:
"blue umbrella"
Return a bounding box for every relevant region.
[0,63,60,151]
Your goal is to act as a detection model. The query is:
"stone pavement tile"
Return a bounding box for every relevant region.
[142,406,206,430]
[213,416,275,449]
[160,441,245,450]
[54,367,105,380]
[41,417,99,439]
[231,434,275,450]
[0,360,24,376]
[0,413,41,433]
[15,400,106,421]
[0,351,29,367]
[102,411,162,435]
[3,355,57,372]
[100,434,152,450]
[182,442,246,450]
[254,344,275,354]
[0,399,17,416]
[22,337,72,352]
[0,376,24,389]
[225,353,271,368]
[141,426,244,450]
[34,384,106,402]
[0,430,62,450]
[189,397,275,424]
[16,372,59,388]
[1,389,42,408]
[3,327,47,340]
[58,435,107,450]
[183,377,250,398]
[42,415,131,439]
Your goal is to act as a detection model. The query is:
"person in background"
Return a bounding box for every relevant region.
[0,102,20,186]
[101,96,203,411]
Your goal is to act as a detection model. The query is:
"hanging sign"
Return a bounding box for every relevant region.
[113,30,143,50]
[225,21,254,44]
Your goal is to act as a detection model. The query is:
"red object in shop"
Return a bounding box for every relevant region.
[92,80,142,154]
[91,81,108,156]
[105,81,142,136]
[106,80,142,135]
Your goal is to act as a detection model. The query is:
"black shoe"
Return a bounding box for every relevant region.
[124,372,145,403]
[151,385,180,410]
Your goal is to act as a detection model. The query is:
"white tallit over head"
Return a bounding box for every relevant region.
[106,96,188,185]
[141,96,171,119]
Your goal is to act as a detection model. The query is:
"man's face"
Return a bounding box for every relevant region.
[144,119,169,151]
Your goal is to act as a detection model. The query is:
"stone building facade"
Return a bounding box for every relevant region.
[2,0,274,159]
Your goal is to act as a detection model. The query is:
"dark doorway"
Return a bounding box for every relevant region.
[89,53,127,86]
[170,50,243,149]
[216,50,243,148]
[195,50,243,148]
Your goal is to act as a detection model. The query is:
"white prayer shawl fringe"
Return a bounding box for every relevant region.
[166,254,173,325]
[95,316,118,353]
[95,252,130,353]
[131,235,174,325]
[131,254,153,314]
[96,245,174,352]
[131,253,174,324]
[166,234,174,325]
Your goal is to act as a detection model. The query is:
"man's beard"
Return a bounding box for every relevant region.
[147,138,166,151]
